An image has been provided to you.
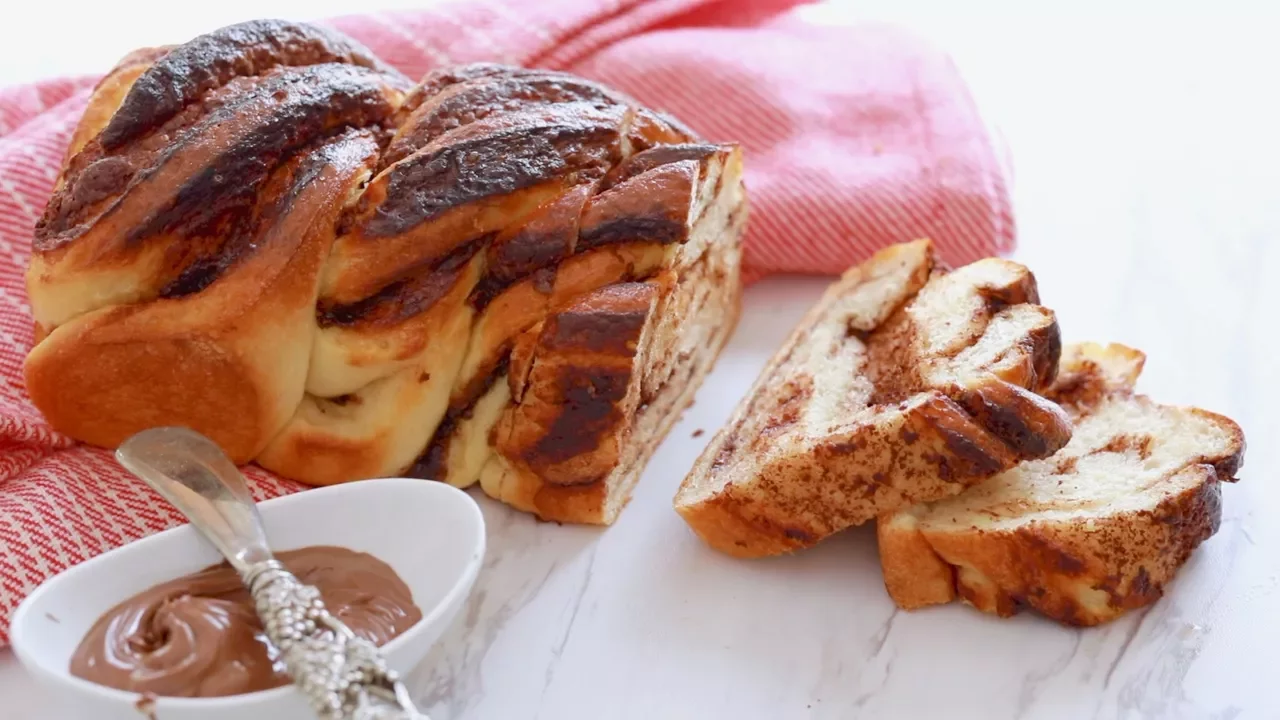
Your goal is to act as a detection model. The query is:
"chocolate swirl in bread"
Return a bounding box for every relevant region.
[98,18,401,150]
[25,20,748,525]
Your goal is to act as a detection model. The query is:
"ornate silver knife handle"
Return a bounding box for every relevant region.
[116,426,429,720]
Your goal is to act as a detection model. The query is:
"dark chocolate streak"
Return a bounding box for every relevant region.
[1033,320,1062,390]
[35,64,395,251]
[159,129,378,298]
[315,235,489,328]
[530,365,631,471]
[544,304,651,356]
[468,184,593,311]
[957,386,1049,459]
[601,143,719,191]
[469,264,551,313]
[933,420,1006,480]
[43,88,246,236]
[363,122,620,237]
[128,65,394,245]
[63,156,135,217]
[577,214,686,252]
[407,356,510,481]
[383,74,624,168]
[101,19,402,149]
[155,212,252,298]
[408,418,454,482]
[520,284,653,475]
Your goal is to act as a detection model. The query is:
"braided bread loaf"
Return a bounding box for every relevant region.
[25,20,748,525]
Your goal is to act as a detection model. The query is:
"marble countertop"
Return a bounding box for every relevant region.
[2,4,1277,720]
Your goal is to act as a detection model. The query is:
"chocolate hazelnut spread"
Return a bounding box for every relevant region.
[69,545,420,698]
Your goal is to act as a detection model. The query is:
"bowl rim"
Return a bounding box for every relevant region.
[9,477,485,709]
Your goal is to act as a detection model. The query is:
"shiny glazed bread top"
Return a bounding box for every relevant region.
[24,19,747,514]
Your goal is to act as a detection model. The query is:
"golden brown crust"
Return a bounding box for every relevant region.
[927,469,1223,625]
[470,184,594,310]
[680,390,1061,558]
[1186,408,1247,479]
[876,510,956,608]
[63,47,174,165]
[25,22,406,464]
[24,21,746,526]
[877,342,1247,626]
[254,260,478,484]
[26,130,382,462]
[578,160,698,251]
[495,282,658,487]
[600,144,720,192]
[1045,341,1145,407]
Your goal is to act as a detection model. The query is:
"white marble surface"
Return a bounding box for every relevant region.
[2,3,1278,720]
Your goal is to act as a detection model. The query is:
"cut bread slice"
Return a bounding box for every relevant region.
[674,239,1072,558]
[878,342,1246,626]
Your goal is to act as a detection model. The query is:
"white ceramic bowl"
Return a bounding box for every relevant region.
[10,478,484,720]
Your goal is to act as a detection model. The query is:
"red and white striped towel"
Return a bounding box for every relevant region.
[0,0,1014,643]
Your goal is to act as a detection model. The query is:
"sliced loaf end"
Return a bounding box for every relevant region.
[879,342,1246,626]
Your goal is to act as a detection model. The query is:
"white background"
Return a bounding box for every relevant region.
[2,1,1279,718]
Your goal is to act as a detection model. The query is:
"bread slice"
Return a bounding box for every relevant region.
[674,239,1072,557]
[479,225,742,524]
[878,342,1246,626]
